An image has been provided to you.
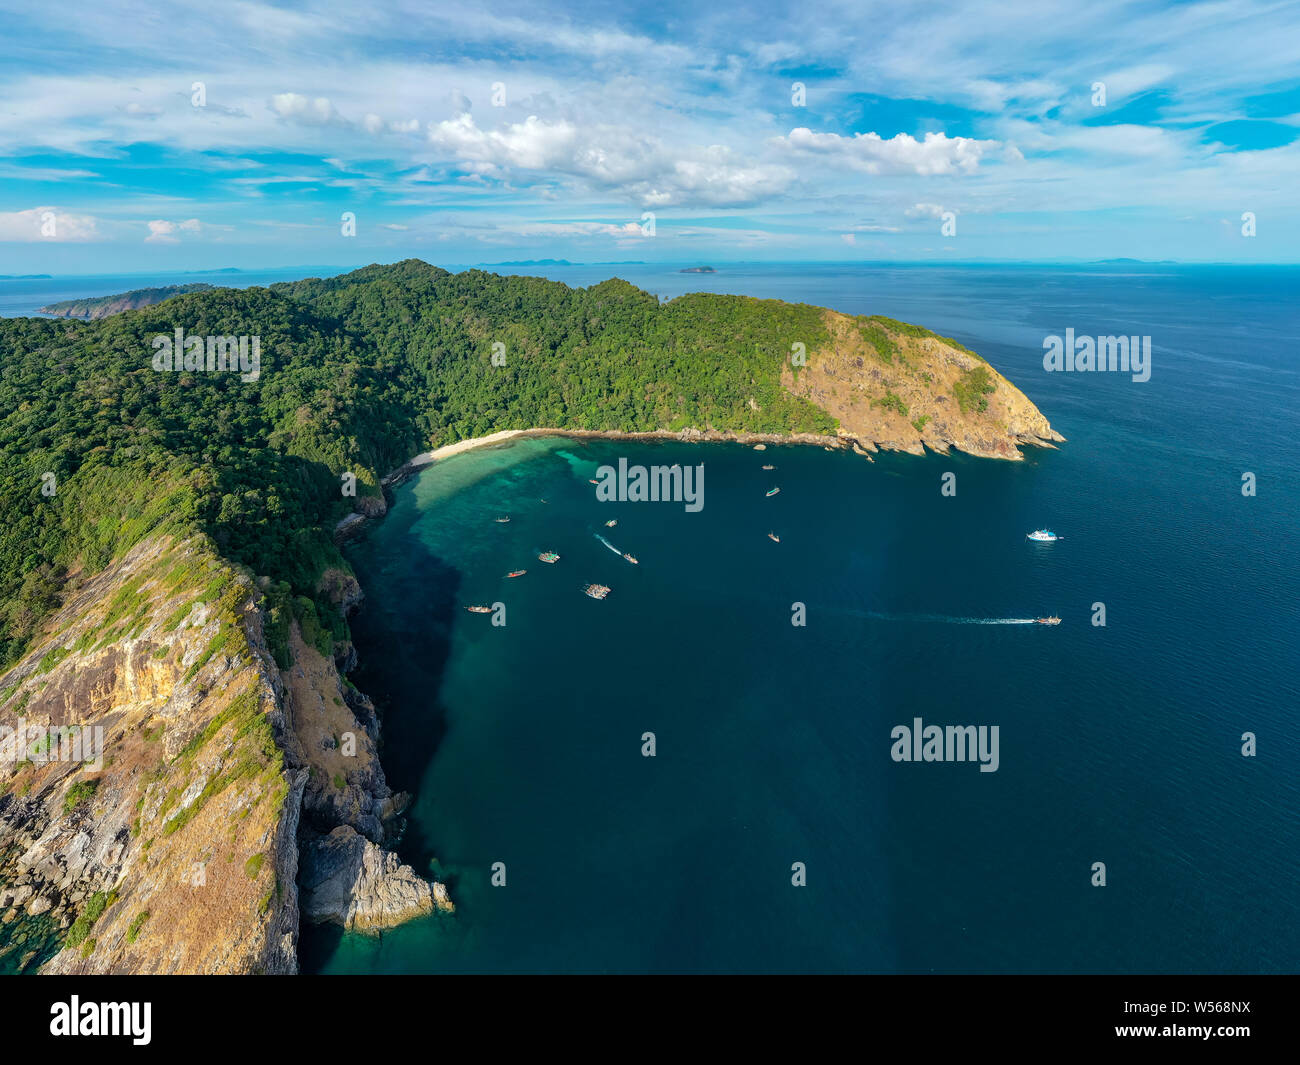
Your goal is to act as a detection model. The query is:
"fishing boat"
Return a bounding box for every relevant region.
[622,553,638,564]
[1026,529,1059,542]
[583,583,611,600]
[766,487,780,497]
[1034,616,1061,625]
[768,532,780,543]
[753,444,766,451]
[604,519,618,527]
[504,569,526,578]
[588,478,599,485]
[494,516,511,523]
[465,605,492,614]
[761,464,775,470]
[538,551,560,563]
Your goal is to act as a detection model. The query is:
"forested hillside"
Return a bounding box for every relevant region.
[0,260,838,666]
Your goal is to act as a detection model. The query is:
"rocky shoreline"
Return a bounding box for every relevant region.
[0,535,451,975]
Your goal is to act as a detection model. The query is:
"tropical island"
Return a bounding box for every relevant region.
[679,266,717,273]
[0,259,1060,973]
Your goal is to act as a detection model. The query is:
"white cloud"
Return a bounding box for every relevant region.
[145,218,202,243]
[270,92,346,126]
[427,113,794,206]
[0,207,98,242]
[428,113,578,172]
[507,221,647,238]
[780,129,998,176]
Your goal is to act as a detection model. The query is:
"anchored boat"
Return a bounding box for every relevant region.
[494,516,511,523]
[465,605,492,614]
[504,569,526,578]
[761,464,775,470]
[538,551,560,563]
[1026,529,1059,542]
[583,583,611,600]
[605,519,618,527]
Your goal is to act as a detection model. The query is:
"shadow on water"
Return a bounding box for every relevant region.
[346,533,463,871]
[299,507,465,971]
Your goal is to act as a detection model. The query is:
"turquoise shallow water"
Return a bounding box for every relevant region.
[304,265,1300,974]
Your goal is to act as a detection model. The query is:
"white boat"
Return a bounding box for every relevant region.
[1026,529,1059,542]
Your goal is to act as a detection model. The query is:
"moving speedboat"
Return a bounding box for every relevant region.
[622,553,638,564]
[1026,529,1059,542]
[605,519,618,527]
[466,605,492,614]
[768,532,780,543]
[1034,616,1061,625]
[766,487,780,497]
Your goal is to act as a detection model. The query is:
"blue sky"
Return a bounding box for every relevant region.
[1,0,1298,271]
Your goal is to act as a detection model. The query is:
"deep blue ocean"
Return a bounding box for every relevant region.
[67,261,1295,974]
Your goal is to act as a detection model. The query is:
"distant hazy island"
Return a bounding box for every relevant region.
[680,266,716,273]
[0,274,53,280]
[0,259,1060,974]
[488,258,575,267]
[39,283,215,320]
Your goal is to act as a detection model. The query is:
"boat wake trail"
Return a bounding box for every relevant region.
[594,533,623,556]
[846,609,1037,625]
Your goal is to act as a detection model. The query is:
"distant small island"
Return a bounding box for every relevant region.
[39,283,215,320]
[680,266,716,273]
[0,274,53,280]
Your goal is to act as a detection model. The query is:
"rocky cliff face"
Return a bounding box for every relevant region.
[0,533,449,974]
[0,536,300,973]
[785,311,1064,460]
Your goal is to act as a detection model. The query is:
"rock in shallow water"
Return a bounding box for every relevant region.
[298,826,453,932]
